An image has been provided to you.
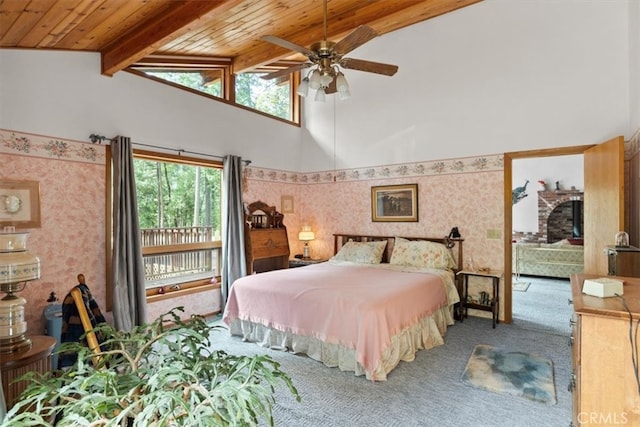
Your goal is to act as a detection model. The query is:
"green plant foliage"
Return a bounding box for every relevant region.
[1,308,299,426]
[143,70,291,122]
[133,159,222,230]
[235,73,290,120]
[146,71,222,98]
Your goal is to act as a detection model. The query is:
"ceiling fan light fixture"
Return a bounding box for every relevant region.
[260,0,398,98]
[309,69,321,90]
[297,77,310,97]
[335,71,349,93]
[320,73,333,88]
[314,88,326,102]
[338,88,351,101]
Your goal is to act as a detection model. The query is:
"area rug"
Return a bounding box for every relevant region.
[460,344,556,405]
[513,281,530,292]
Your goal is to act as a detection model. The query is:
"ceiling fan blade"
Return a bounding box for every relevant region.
[340,57,398,76]
[261,35,315,56]
[261,62,313,80]
[333,25,378,56]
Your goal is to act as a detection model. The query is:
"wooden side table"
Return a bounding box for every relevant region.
[288,258,327,268]
[1,335,55,409]
[457,270,502,328]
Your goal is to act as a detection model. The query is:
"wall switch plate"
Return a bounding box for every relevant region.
[486,229,501,239]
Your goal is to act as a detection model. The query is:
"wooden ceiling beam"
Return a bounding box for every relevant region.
[231,0,481,74]
[101,0,235,77]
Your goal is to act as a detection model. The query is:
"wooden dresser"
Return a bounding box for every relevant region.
[570,274,640,426]
[244,201,290,274]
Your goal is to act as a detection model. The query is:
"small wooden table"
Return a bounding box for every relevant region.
[0,335,55,409]
[457,270,502,328]
[288,258,327,268]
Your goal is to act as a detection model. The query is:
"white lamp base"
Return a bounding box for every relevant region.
[0,293,31,353]
[303,243,310,259]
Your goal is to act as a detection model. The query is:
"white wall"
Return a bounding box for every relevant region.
[630,0,640,131]
[301,0,634,171]
[512,155,584,233]
[0,50,303,168]
[0,0,636,172]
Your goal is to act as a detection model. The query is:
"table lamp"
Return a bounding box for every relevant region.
[298,226,315,260]
[0,230,41,353]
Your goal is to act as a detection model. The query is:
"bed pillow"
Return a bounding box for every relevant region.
[390,237,456,270]
[331,240,388,264]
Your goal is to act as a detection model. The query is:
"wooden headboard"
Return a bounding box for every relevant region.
[333,234,464,272]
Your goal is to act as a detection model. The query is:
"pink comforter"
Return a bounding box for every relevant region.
[223,261,450,374]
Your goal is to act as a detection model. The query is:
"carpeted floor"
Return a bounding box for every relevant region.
[511,275,573,336]
[209,315,572,427]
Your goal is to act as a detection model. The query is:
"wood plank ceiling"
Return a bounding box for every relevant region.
[0,0,481,76]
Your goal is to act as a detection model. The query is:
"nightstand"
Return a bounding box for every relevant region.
[457,270,502,328]
[1,335,55,409]
[289,258,327,268]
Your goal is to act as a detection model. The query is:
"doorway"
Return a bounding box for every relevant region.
[503,137,625,324]
[510,154,584,333]
[503,145,594,324]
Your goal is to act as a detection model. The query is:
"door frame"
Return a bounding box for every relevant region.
[503,144,594,323]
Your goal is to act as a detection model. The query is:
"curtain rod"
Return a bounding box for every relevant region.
[89,133,252,165]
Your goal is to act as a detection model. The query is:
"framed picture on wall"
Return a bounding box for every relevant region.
[0,180,41,228]
[371,183,418,222]
[281,195,294,214]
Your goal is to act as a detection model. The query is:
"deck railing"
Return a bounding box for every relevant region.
[141,226,218,246]
[140,227,221,287]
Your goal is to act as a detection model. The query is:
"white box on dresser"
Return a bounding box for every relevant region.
[581,277,624,298]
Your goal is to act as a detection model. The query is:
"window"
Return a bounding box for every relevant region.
[235,72,291,120]
[133,151,222,297]
[145,71,222,98]
[128,57,300,124]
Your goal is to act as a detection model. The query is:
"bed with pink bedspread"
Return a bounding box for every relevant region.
[223,234,463,381]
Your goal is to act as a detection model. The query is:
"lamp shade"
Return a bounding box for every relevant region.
[336,72,349,93]
[298,230,315,241]
[297,77,309,97]
[314,88,326,102]
[319,73,333,88]
[0,231,40,353]
[0,232,41,285]
[308,69,321,90]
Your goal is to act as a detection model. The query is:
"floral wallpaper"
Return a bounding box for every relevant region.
[1,130,108,336]
[2,128,506,327]
[246,169,506,320]
[0,129,221,334]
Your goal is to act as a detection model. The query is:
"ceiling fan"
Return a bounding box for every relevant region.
[260,0,398,101]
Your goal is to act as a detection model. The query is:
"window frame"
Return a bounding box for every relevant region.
[126,58,301,126]
[106,147,223,309]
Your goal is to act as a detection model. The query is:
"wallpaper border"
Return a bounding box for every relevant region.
[1,128,503,182]
[4,128,637,183]
[0,129,105,164]
[246,155,505,184]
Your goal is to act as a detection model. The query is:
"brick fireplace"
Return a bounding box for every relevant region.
[538,190,583,242]
[512,189,584,242]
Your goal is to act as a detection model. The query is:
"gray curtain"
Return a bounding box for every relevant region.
[221,155,247,304]
[111,136,147,331]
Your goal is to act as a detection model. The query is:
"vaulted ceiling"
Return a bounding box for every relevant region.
[0,0,480,76]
